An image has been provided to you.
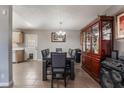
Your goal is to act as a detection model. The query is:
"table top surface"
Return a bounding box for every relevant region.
[43,52,74,60]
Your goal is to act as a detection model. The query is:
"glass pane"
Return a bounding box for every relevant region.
[25,34,38,48]
[92,23,99,54]
[102,21,112,40]
[82,32,85,52]
[86,29,91,53]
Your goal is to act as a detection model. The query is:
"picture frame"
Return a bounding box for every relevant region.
[117,12,124,39]
[51,32,66,42]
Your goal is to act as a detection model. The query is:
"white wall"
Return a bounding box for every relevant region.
[23,30,80,60]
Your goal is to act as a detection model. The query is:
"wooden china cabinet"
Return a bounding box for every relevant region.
[80,16,114,82]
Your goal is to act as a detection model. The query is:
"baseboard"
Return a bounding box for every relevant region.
[0,80,13,87]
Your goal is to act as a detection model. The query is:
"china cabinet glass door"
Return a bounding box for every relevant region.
[102,21,112,40]
[92,23,99,54]
[86,29,91,53]
[82,32,86,52]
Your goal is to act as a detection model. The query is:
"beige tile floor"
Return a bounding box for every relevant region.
[12,61,100,88]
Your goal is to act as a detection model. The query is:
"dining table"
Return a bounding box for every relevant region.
[42,52,75,81]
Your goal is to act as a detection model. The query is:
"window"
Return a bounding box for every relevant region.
[25,34,37,48]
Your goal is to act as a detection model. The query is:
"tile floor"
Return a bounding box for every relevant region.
[12,61,100,88]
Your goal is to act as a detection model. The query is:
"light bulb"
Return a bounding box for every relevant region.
[57,32,60,35]
[62,32,66,35]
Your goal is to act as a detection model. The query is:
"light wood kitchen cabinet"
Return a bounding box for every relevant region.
[13,50,24,62]
[13,32,24,44]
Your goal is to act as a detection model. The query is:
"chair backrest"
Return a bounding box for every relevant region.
[51,52,66,68]
[68,48,72,55]
[71,49,76,58]
[46,49,50,56]
[56,48,62,53]
[41,50,47,58]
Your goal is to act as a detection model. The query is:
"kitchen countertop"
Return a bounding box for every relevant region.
[12,48,24,51]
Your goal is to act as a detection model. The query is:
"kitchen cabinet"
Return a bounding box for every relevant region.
[12,49,24,63]
[13,31,24,44]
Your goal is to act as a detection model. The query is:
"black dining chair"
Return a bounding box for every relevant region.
[41,50,47,59]
[71,49,76,59]
[68,48,73,56]
[41,49,51,79]
[46,48,50,56]
[56,48,62,53]
[51,52,68,88]
[66,49,74,78]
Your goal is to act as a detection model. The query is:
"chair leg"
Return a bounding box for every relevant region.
[64,79,66,87]
[51,80,53,88]
[51,73,53,88]
[64,74,66,88]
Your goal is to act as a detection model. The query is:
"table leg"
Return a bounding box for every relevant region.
[70,60,75,80]
[42,61,47,81]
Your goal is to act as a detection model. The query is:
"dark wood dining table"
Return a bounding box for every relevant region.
[42,52,75,81]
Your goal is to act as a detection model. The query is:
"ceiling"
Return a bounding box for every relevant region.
[13,5,112,31]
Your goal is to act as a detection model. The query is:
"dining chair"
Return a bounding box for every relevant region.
[41,49,51,79]
[41,50,47,59]
[67,49,74,78]
[56,48,62,53]
[46,48,50,56]
[71,49,76,59]
[68,48,72,56]
[51,52,67,88]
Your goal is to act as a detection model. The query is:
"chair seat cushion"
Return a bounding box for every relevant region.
[53,74,64,78]
[53,68,64,73]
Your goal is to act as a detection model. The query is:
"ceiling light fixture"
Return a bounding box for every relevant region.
[57,21,66,36]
